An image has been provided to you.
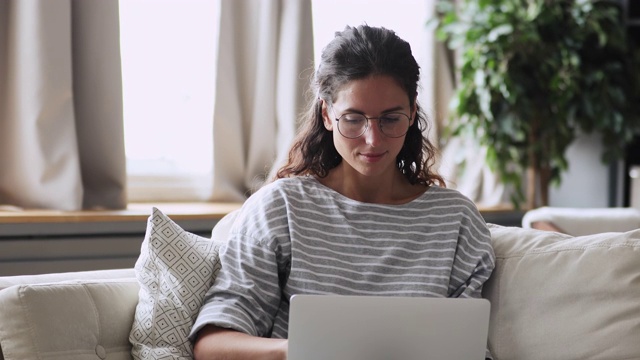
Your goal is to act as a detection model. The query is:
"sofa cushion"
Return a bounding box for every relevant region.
[129,207,224,359]
[0,279,139,360]
[484,224,640,360]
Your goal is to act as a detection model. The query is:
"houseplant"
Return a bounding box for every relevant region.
[433,0,640,208]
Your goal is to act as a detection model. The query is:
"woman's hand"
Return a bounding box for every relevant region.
[193,325,288,360]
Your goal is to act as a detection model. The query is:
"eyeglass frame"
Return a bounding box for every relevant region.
[330,106,413,139]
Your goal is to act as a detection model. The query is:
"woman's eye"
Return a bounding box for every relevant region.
[381,115,401,123]
[342,116,365,124]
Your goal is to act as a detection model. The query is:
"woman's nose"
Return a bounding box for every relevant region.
[363,119,384,146]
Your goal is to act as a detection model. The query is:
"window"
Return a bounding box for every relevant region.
[119,0,218,202]
[311,0,427,69]
[119,0,425,203]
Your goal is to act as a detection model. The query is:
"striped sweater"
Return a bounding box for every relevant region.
[190,176,495,340]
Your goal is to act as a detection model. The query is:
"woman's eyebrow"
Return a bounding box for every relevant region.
[341,105,407,114]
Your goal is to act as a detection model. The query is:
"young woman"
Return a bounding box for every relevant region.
[191,25,495,360]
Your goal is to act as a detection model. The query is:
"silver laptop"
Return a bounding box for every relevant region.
[288,295,490,360]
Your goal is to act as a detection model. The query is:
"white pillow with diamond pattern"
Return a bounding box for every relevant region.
[129,207,224,359]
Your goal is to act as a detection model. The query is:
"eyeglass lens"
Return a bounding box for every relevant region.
[337,113,410,138]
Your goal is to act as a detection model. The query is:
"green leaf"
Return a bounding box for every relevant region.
[425,17,440,32]
[433,0,640,208]
[487,24,513,42]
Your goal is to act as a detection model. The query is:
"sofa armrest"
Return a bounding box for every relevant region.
[529,220,567,233]
[0,278,139,360]
[522,206,640,236]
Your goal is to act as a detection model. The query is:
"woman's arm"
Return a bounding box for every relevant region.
[193,325,288,360]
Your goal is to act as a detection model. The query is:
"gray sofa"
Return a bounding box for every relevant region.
[1,221,639,360]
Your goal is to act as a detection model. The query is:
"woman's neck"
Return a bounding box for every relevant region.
[318,164,427,204]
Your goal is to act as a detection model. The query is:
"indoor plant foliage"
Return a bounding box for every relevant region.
[435,0,640,208]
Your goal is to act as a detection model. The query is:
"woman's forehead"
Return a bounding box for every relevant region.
[331,75,410,112]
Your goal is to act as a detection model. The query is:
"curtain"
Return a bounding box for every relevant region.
[418,2,455,146]
[209,0,314,202]
[0,0,126,211]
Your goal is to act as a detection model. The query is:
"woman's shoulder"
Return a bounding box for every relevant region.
[254,176,317,196]
[244,176,318,207]
[422,186,488,229]
[422,185,477,206]
[230,178,312,240]
[418,185,483,217]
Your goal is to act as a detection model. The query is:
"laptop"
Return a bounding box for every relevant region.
[288,294,490,360]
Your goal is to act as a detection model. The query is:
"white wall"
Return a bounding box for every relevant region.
[549,133,610,208]
[631,166,640,208]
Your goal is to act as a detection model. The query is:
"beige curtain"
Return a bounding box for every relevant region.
[0,0,126,211]
[418,2,455,146]
[209,0,314,202]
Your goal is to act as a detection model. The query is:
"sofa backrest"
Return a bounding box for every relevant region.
[0,278,139,360]
[0,268,135,292]
[484,224,640,360]
[0,269,136,360]
[210,208,240,240]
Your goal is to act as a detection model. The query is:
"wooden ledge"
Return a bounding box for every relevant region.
[0,202,520,226]
[0,202,243,224]
[477,204,517,213]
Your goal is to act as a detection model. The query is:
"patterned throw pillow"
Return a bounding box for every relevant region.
[129,207,224,359]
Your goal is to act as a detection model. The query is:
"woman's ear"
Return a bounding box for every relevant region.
[321,100,334,131]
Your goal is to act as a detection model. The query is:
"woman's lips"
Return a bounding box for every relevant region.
[360,152,386,162]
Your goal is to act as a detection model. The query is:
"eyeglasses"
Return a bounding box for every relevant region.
[333,111,411,139]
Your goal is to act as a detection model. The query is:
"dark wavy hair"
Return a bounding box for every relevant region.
[275,25,444,187]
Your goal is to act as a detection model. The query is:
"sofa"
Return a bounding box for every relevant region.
[521,206,640,236]
[0,208,639,360]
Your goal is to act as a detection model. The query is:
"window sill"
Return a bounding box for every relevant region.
[0,202,243,224]
[0,202,521,226]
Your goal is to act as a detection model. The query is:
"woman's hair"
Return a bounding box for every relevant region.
[275,24,444,187]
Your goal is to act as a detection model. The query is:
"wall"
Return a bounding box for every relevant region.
[549,133,611,208]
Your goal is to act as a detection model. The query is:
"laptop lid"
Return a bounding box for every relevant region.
[288,295,490,360]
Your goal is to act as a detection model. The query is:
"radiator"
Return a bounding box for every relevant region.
[0,218,216,276]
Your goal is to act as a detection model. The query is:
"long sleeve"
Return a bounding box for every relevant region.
[190,185,291,339]
[447,202,495,299]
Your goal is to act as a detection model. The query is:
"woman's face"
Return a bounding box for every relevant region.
[322,75,415,180]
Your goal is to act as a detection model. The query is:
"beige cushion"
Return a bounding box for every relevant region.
[484,224,640,360]
[0,279,139,360]
[129,207,224,359]
[210,209,239,240]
